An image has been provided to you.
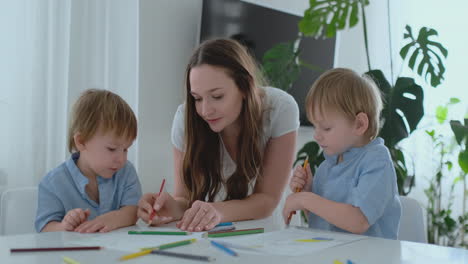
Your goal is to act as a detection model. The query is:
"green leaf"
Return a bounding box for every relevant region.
[400,26,448,87]
[426,129,435,136]
[435,106,448,124]
[449,97,460,104]
[262,41,301,91]
[450,120,468,145]
[367,70,424,148]
[298,0,369,38]
[459,150,468,174]
[295,141,325,175]
[446,161,453,171]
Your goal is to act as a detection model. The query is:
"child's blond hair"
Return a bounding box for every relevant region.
[68,89,137,153]
[305,68,383,140]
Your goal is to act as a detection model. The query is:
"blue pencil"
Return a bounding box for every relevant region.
[216,222,233,227]
[210,240,238,257]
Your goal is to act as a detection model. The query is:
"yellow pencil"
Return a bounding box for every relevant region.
[119,249,152,261]
[63,256,81,264]
[295,156,309,193]
[287,156,309,224]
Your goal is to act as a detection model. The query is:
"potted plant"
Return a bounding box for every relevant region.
[424,99,467,247]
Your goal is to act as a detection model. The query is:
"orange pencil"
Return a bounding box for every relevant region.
[148,178,166,224]
[287,156,309,225]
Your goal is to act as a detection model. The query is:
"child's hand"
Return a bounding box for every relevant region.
[289,163,313,192]
[282,193,304,225]
[176,200,222,232]
[74,213,116,233]
[137,192,183,226]
[61,208,90,231]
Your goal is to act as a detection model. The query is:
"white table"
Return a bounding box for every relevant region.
[1,218,467,264]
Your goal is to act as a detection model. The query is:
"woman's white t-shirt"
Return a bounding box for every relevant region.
[171,86,300,201]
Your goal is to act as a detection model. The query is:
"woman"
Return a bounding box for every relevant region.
[137,38,299,232]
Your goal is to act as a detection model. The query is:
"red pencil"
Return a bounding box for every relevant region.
[10,246,102,253]
[149,178,166,223]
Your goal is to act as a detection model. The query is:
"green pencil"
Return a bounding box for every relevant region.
[141,238,197,251]
[204,228,264,238]
[128,230,192,235]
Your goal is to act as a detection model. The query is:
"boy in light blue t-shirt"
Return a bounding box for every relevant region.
[283,68,401,239]
[35,89,142,233]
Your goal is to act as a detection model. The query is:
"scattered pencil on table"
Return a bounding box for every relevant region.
[149,178,166,225]
[141,238,197,251]
[213,240,261,251]
[203,227,264,238]
[151,250,215,262]
[209,225,236,233]
[119,249,152,261]
[215,222,233,227]
[128,230,191,235]
[287,156,309,225]
[10,246,102,253]
[63,256,81,264]
[210,240,238,257]
[296,238,329,242]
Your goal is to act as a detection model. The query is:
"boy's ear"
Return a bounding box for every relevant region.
[355,112,369,136]
[74,133,86,151]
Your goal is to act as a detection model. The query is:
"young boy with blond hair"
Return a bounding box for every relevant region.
[283,68,401,239]
[35,89,142,233]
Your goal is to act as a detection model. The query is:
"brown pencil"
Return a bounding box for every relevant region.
[10,246,102,253]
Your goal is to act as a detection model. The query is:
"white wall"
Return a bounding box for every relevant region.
[138,0,203,193]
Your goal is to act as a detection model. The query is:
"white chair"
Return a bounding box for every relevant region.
[398,196,427,243]
[0,186,38,235]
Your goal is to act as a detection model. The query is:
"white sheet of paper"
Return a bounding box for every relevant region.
[209,226,368,256]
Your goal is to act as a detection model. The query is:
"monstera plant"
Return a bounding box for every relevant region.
[262,0,447,195]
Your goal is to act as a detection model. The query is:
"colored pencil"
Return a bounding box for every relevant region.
[287,156,309,225]
[151,250,215,262]
[119,249,152,261]
[216,222,233,227]
[210,240,238,256]
[128,230,191,235]
[213,240,260,251]
[149,178,166,224]
[141,238,197,251]
[63,256,81,264]
[10,246,101,253]
[209,225,235,233]
[204,228,264,238]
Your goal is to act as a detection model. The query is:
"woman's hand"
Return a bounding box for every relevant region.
[289,163,313,192]
[176,200,222,232]
[137,192,183,226]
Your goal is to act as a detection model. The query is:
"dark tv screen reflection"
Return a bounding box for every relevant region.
[200,0,336,126]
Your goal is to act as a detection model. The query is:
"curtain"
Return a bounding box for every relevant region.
[0,0,139,188]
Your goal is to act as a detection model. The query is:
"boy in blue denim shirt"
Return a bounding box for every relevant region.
[283,68,401,239]
[35,89,142,233]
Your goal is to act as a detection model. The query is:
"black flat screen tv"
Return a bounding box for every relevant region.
[200,0,336,126]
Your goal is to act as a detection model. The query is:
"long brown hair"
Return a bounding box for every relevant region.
[183,39,265,204]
